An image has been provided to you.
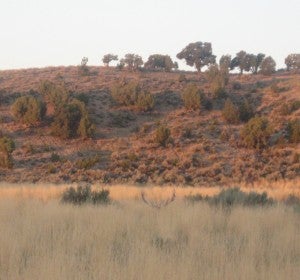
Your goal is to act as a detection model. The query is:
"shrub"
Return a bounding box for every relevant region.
[155,125,171,147]
[181,84,204,110]
[210,188,273,207]
[111,81,155,111]
[0,136,15,169]
[39,81,69,109]
[50,153,61,162]
[75,154,100,170]
[136,92,155,112]
[178,74,187,82]
[185,188,273,208]
[51,99,94,139]
[240,117,273,149]
[239,100,255,122]
[287,119,300,143]
[11,96,46,125]
[222,99,240,124]
[111,81,139,106]
[61,184,110,205]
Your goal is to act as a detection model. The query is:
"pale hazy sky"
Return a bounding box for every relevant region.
[0,0,299,70]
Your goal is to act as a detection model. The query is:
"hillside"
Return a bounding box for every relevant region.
[0,66,299,186]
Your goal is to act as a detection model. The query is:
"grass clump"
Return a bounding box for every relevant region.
[61,184,110,205]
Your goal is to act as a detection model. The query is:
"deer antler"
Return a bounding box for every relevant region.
[141,189,176,209]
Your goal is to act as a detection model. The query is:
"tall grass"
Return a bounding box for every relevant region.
[0,199,299,280]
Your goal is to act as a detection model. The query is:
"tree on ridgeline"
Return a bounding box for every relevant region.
[285,54,300,71]
[120,54,144,71]
[102,54,118,67]
[177,42,216,72]
[144,54,177,72]
[260,56,276,75]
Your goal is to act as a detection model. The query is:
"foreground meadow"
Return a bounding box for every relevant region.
[0,197,299,280]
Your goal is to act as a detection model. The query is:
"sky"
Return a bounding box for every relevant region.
[0,0,299,70]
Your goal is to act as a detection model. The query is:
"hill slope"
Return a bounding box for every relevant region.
[0,66,299,185]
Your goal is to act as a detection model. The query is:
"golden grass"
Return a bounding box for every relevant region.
[0,199,299,280]
[0,179,299,202]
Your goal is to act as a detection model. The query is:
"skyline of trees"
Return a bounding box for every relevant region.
[81,43,299,74]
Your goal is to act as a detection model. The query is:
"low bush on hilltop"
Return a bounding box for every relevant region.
[11,96,46,125]
[61,184,110,205]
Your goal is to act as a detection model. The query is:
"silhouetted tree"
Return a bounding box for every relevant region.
[219,55,231,72]
[144,54,177,72]
[285,54,300,71]
[177,42,216,72]
[120,54,143,71]
[102,54,118,66]
[260,56,276,75]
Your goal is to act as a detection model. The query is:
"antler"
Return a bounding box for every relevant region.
[141,189,176,209]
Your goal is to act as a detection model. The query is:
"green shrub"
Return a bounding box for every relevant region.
[61,184,110,205]
[136,92,155,112]
[39,81,69,110]
[185,188,273,208]
[181,84,204,110]
[239,100,254,122]
[75,154,100,170]
[0,136,15,169]
[210,188,273,207]
[11,96,46,125]
[287,119,300,143]
[155,125,171,147]
[222,99,240,124]
[51,99,94,139]
[111,81,140,106]
[240,117,273,149]
[50,153,61,162]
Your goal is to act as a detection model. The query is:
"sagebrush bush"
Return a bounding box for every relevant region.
[111,81,155,111]
[51,99,94,139]
[185,188,273,208]
[11,96,46,125]
[222,99,240,124]
[155,125,171,147]
[61,184,110,205]
[181,84,204,110]
[240,117,273,149]
[239,100,254,122]
[39,80,69,109]
[75,154,100,170]
[111,81,140,106]
[287,119,300,143]
[0,136,15,169]
[136,92,155,112]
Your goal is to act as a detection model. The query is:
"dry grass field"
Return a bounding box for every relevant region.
[0,197,299,280]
